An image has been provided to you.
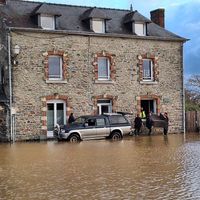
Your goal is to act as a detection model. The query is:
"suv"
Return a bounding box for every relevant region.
[53,113,132,142]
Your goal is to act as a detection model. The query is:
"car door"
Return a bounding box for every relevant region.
[95,117,110,137]
[80,118,97,139]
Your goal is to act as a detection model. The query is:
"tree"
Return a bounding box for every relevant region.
[185,74,200,111]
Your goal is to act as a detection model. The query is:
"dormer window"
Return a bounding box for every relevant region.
[39,14,55,30]
[33,3,61,30]
[133,23,146,36]
[92,19,105,33]
[124,11,150,36]
[81,8,110,33]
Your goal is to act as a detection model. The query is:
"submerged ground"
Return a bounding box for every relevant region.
[0,133,200,199]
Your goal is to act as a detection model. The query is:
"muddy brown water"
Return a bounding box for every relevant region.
[0,133,200,200]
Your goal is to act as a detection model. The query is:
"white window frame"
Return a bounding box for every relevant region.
[97,57,110,80]
[92,18,105,33]
[142,59,154,81]
[133,22,146,36]
[39,14,55,30]
[48,55,63,80]
[153,100,157,113]
[97,100,112,115]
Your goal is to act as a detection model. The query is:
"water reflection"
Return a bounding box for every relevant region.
[0,133,200,199]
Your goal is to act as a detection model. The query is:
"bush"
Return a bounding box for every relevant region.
[185,101,200,111]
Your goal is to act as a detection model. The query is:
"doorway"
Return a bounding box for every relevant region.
[141,100,157,116]
[47,100,66,138]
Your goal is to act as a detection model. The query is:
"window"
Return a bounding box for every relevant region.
[98,57,110,80]
[138,54,158,83]
[108,115,128,125]
[44,51,68,82]
[96,118,106,126]
[134,23,146,36]
[39,14,55,30]
[142,59,153,81]
[93,51,116,83]
[97,99,112,115]
[48,56,63,80]
[87,119,96,127]
[92,19,105,33]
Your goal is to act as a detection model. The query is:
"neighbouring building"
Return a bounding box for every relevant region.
[0,0,187,141]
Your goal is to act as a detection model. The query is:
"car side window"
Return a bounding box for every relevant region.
[87,119,96,126]
[109,115,128,124]
[96,118,106,127]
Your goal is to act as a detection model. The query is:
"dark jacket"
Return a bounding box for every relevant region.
[134,116,142,128]
[160,113,169,128]
[146,116,153,129]
[68,114,75,124]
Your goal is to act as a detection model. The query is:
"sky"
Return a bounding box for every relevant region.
[27,0,200,80]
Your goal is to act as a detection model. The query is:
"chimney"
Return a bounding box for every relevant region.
[0,0,6,5]
[150,9,165,28]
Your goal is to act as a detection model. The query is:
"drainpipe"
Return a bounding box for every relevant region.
[7,31,13,142]
[181,43,186,138]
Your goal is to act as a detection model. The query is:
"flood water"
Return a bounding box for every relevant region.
[1,133,200,200]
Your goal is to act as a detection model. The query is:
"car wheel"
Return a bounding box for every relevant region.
[111,131,122,140]
[68,134,80,143]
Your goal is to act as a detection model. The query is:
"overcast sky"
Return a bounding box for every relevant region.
[27,0,200,79]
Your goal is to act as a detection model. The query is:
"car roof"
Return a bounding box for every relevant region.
[77,115,107,119]
[77,114,127,120]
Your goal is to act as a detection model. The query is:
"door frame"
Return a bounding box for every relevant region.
[97,100,112,115]
[137,95,160,115]
[46,100,66,137]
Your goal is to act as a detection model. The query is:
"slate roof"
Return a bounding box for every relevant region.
[0,0,186,41]
[81,7,111,20]
[123,11,151,24]
[32,3,62,16]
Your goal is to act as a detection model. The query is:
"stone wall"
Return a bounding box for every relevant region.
[10,31,184,140]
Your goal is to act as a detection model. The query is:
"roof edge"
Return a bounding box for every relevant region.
[8,27,188,42]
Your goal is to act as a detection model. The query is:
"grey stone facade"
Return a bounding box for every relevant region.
[0,1,186,141]
[10,30,184,140]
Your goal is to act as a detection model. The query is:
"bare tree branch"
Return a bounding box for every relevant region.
[186,74,200,102]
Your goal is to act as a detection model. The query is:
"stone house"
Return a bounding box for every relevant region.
[0,0,186,141]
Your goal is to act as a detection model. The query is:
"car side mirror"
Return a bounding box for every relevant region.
[84,123,88,127]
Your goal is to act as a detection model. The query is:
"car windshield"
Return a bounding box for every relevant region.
[72,117,86,125]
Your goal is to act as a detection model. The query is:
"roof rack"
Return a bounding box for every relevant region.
[103,113,121,116]
[117,112,133,115]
